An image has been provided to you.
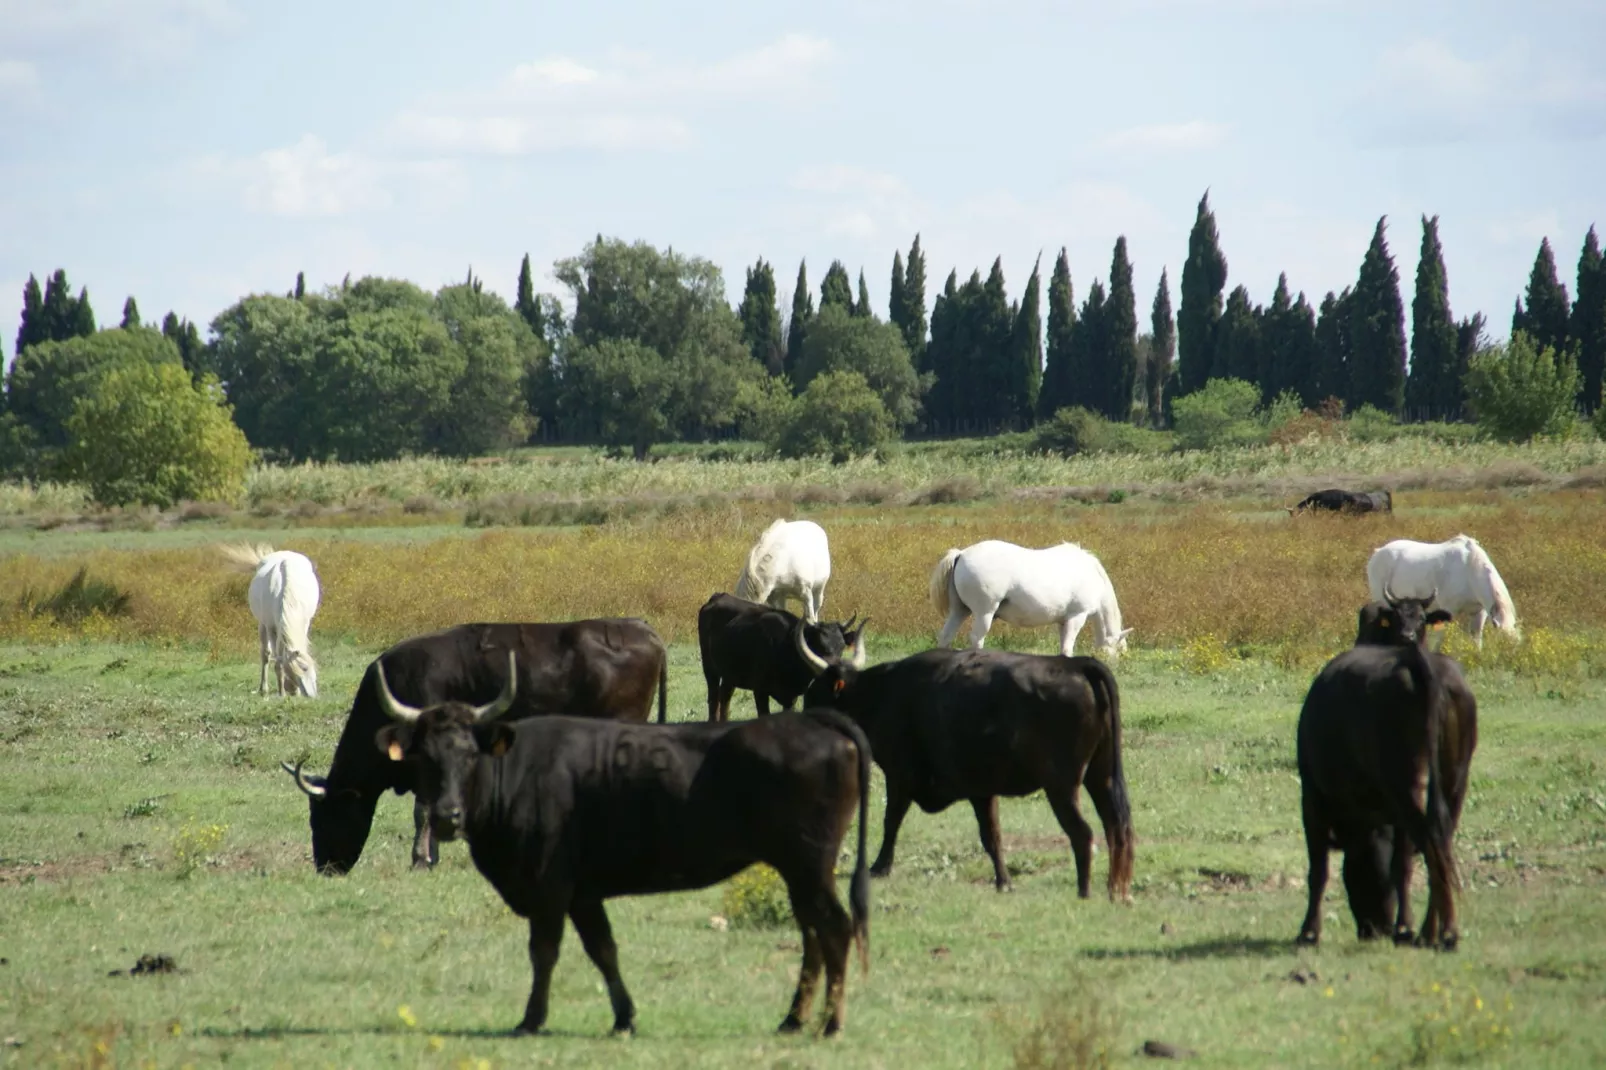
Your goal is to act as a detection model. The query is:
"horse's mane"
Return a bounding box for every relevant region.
[736,519,789,599]
[1457,534,1519,636]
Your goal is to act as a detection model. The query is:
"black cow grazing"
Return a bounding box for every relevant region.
[1295,597,1478,950]
[697,592,867,721]
[371,653,871,1038]
[797,627,1135,901]
[1288,488,1393,515]
[282,620,668,874]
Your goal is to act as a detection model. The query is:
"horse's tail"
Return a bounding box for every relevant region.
[1080,658,1135,903]
[1463,536,1519,640]
[219,542,274,573]
[1365,546,1392,604]
[735,519,785,601]
[929,548,963,622]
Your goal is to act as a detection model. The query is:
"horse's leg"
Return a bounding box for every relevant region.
[257,624,272,695]
[936,604,968,649]
[968,606,997,650]
[1465,608,1487,649]
[1059,612,1091,657]
[803,586,819,624]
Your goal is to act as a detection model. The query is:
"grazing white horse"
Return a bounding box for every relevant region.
[1366,534,1519,648]
[930,540,1133,658]
[220,544,322,697]
[735,519,832,623]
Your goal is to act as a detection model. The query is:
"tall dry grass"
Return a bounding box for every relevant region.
[2,491,1603,675]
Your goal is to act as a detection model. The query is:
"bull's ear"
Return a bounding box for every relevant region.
[1426,610,1453,626]
[375,724,413,762]
[474,722,516,758]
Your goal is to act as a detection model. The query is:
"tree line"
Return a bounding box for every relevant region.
[4,191,1604,491]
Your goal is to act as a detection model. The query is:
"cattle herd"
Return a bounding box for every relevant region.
[229,510,1519,1038]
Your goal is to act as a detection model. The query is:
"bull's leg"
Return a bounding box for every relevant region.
[778,919,824,1033]
[1082,752,1134,903]
[1058,612,1091,657]
[1389,826,1417,945]
[257,625,272,695]
[1044,783,1096,899]
[970,796,1011,891]
[568,899,635,1035]
[516,906,567,1036]
[870,782,913,878]
[935,605,969,650]
[1297,793,1331,945]
[411,798,438,870]
[781,874,853,1037]
[755,691,772,717]
[704,671,722,722]
[717,682,737,723]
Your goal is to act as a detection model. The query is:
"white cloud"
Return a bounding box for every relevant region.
[194,135,468,219]
[1098,120,1229,154]
[390,34,835,156]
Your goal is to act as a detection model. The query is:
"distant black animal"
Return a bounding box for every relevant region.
[1295,596,1477,949]
[372,653,870,1038]
[797,627,1134,901]
[283,620,668,874]
[697,592,866,721]
[1288,488,1393,515]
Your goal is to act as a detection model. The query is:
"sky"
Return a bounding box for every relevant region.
[2,0,1603,359]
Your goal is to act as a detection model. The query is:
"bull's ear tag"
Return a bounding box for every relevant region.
[387,741,405,762]
[1380,619,1391,628]
[833,679,845,695]
[490,736,510,758]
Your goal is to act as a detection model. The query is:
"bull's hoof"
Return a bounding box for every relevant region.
[610,1022,635,1038]
[868,864,893,879]
[410,859,434,872]
[777,1015,805,1034]
[994,881,1014,894]
[1295,930,1320,947]
[511,1023,548,1037]
[1392,927,1415,947]
[1437,932,1459,953]
[822,1018,843,1038]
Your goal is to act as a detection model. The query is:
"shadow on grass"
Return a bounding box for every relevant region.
[1081,936,1291,961]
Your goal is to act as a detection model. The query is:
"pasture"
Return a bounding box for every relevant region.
[2,486,1605,1068]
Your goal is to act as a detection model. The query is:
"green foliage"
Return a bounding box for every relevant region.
[1179,192,1228,394]
[1008,257,1044,424]
[719,864,793,929]
[1313,288,1352,407]
[1038,249,1076,420]
[797,304,924,429]
[560,339,676,460]
[890,235,928,364]
[1346,403,1402,442]
[1170,377,1264,450]
[1215,284,1262,388]
[172,819,228,879]
[1407,215,1460,421]
[1146,269,1175,427]
[1572,226,1606,413]
[1513,237,1571,359]
[514,252,546,340]
[786,259,812,379]
[19,567,131,624]
[854,269,873,319]
[15,274,45,356]
[737,258,782,372]
[63,361,253,508]
[1348,216,1408,414]
[1101,237,1139,423]
[771,369,897,462]
[819,260,854,314]
[1465,332,1582,443]
[1034,407,1167,456]
[120,296,140,329]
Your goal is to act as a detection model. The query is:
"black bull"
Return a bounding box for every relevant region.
[283,620,668,874]
[1288,488,1393,515]
[798,637,1135,901]
[372,661,872,1037]
[697,592,865,721]
[1296,604,1477,949]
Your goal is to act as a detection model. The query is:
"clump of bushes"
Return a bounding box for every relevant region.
[720,864,793,929]
[1465,332,1583,442]
[1034,407,1168,456]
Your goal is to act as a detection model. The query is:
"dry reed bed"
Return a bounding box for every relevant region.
[3,493,1603,676]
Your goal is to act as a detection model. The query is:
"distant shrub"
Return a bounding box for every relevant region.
[1348,404,1402,442]
[1034,407,1168,456]
[172,820,228,879]
[995,986,1117,1070]
[1465,332,1582,442]
[1171,378,1265,450]
[771,370,898,463]
[721,864,792,929]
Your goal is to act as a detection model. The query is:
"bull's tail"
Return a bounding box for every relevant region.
[804,709,872,976]
[657,650,669,724]
[1081,659,1135,903]
[219,542,274,572]
[929,548,963,622]
[1410,644,1458,891]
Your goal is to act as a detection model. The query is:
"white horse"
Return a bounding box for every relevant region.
[1366,534,1518,648]
[930,540,1132,658]
[221,544,322,696]
[735,519,832,623]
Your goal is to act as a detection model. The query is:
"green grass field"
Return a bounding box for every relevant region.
[2,473,1605,1068]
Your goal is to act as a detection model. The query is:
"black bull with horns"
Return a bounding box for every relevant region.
[283,620,669,874]
[370,651,872,1038]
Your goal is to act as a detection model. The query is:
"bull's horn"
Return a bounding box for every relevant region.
[849,622,868,670]
[794,620,831,676]
[842,614,858,633]
[472,651,519,722]
[1425,586,1439,608]
[282,760,328,799]
[1382,582,1397,604]
[374,658,424,723]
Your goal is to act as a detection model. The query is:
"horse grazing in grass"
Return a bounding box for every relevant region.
[1366,535,1518,649]
[930,540,1132,659]
[221,544,322,697]
[735,519,832,623]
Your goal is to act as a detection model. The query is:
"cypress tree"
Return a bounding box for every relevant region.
[162,312,205,379]
[820,260,853,313]
[1103,237,1139,421]
[294,271,306,300]
[1037,249,1076,420]
[120,297,140,329]
[900,235,928,365]
[1406,215,1457,421]
[1287,292,1319,408]
[1348,218,1408,413]
[515,253,546,339]
[1313,289,1352,408]
[1179,191,1228,393]
[1216,285,1262,387]
[41,270,74,342]
[1513,237,1570,357]
[1572,226,1606,412]
[16,275,45,356]
[889,250,906,328]
[1260,274,1295,402]
[978,258,1013,428]
[1068,280,1107,413]
[1450,313,1487,421]
[737,258,783,373]
[854,269,873,319]
[785,260,812,380]
[923,270,960,430]
[1006,256,1043,425]
[70,288,96,338]
[1147,269,1175,427]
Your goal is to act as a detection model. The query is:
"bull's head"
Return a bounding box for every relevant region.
[796,618,866,707]
[371,651,519,843]
[1355,586,1452,647]
[279,757,371,876]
